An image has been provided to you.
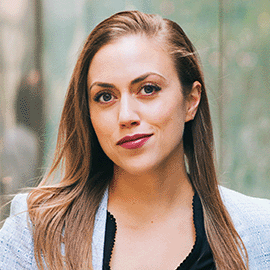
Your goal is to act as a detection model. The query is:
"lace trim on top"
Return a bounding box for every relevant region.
[103,192,215,270]
[175,192,198,269]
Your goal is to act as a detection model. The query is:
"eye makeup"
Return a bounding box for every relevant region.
[93,90,116,104]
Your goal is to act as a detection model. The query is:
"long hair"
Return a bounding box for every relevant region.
[28,11,248,269]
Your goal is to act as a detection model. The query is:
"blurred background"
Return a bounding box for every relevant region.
[0,0,269,217]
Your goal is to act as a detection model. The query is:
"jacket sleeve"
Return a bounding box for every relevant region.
[0,193,38,269]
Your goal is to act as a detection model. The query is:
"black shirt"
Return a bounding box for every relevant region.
[103,192,215,269]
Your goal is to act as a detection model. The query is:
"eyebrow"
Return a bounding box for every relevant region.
[88,72,165,91]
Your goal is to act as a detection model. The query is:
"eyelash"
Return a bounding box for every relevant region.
[93,91,115,103]
[93,83,161,104]
[139,83,161,96]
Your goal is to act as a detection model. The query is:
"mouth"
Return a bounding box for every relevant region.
[116,133,153,149]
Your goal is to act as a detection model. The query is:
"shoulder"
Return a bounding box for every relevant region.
[219,186,270,224]
[0,193,37,269]
[219,186,270,269]
[10,193,28,214]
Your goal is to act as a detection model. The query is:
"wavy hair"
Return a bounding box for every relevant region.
[28,10,248,269]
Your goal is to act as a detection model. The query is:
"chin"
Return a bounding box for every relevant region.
[113,161,163,177]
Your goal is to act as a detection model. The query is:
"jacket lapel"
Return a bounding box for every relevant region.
[92,187,109,269]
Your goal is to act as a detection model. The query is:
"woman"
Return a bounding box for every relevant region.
[1,10,270,270]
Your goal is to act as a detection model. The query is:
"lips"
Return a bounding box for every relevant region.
[117,133,153,145]
[116,133,153,149]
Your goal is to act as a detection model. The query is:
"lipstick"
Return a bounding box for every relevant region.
[117,133,153,149]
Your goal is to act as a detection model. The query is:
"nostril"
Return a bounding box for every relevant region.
[120,120,140,128]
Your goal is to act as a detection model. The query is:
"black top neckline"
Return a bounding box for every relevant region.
[103,192,215,270]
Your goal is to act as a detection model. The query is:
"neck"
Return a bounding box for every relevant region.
[108,153,194,219]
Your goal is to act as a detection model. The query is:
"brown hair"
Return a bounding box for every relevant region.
[28,11,248,269]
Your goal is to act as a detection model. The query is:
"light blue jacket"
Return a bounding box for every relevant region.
[0,187,270,269]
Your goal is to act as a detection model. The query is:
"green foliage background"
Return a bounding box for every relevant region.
[43,0,270,198]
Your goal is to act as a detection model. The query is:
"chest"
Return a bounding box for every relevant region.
[109,213,195,270]
[101,192,215,270]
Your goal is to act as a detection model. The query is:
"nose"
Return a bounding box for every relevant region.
[118,94,140,128]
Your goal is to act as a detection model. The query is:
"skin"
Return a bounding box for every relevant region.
[88,35,201,270]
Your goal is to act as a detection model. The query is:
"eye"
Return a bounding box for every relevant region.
[140,84,161,96]
[94,92,115,104]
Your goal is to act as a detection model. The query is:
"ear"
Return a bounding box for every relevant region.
[185,81,201,122]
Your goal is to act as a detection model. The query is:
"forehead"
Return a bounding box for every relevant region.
[87,35,178,85]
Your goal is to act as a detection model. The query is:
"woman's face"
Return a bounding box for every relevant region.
[88,35,195,175]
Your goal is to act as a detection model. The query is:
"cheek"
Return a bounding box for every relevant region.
[161,109,186,141]
[91,117,116,162]
[147,97,186,131]
[90,109,114,145]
